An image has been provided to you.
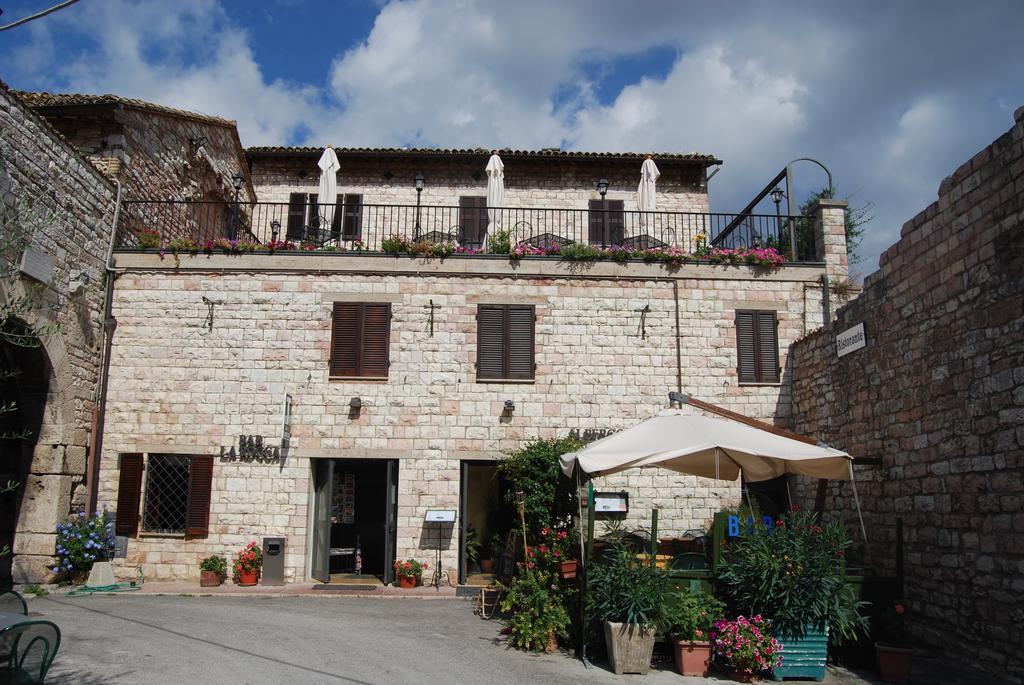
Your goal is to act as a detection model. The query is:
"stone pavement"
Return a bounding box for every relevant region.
[23,593,1005,685]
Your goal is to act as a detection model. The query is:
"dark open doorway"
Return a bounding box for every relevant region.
[310,458,397,584]
[459,461,514,585]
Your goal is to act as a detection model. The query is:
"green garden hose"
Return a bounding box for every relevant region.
[66,582,140,596]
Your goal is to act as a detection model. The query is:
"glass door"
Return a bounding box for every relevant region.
[382,460,399,584]
[311,459,334,583]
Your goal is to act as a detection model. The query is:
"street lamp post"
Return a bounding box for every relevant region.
[414,173,425,239]
[596,178,609,246]
[771,186,796,260]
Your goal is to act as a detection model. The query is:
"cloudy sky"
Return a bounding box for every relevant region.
[3,0,1022,273]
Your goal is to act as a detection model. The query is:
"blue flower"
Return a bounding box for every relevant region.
[51,567,59,573]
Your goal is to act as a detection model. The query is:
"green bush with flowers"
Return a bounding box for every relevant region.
[500,569,570,652]
[53,511,116,579]
[662,587,727,641]
[711,615,783,676]
[393,558,427,580]
[524,525,575,574]
[232,541,262,579]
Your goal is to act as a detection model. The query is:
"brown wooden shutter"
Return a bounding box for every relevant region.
[307,193,319,232]
[736,311,758,383]
[342,194,363,241]
[757,310,780,382]
[360,303,391,378]
[330,194,344,236]
[588,199,605,245]
[459,197,487,248]
[476,305,505,380]
[184,455,214,538]
[286,193,306,239]
[330,302,360,376]
[507,306,535,379]
[607,200,625,245]
[114,453,144,536]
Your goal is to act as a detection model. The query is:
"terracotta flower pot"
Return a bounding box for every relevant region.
[545,632,559,653]
[479,559,495,573]
[876,643,912,684]
[398,575,417,589]
[559,559,578,579]
[237,570,258,586]
[200,570,222,587]
[671,637,711,676]
[728,669,759,683]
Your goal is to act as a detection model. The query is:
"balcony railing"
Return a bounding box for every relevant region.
[117,200,816,261]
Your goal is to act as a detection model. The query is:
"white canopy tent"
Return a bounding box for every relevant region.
[560,410,853,482]
[317,145,340,230]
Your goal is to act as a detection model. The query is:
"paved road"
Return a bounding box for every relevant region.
[25,593,997,685]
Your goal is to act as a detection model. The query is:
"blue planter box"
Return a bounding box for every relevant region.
[772,626,828,682]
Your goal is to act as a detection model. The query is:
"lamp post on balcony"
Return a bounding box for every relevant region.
[596,178,609,246]
[414,173,425,239]
[229,172,245,240]
[771,186,796,260]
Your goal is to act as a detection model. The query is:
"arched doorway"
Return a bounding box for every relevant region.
[0,335,51,585]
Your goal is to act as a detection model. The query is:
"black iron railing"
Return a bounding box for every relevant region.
[117,200,815,261]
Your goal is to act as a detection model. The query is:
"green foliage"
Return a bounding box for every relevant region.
[556,243,604,261]
[588,541,669,627]
[499,570,571,651]
[661,587,726,640]
[792,187,872,266]
[199,555,227,575]
[486,229,511,254]
[53,511,116,577]
[409,239,455,258]
[393,558,427,579]
[486,532,505,561]
[717,509,868,641]
[465,526,481,564]
[496,437,582,538]
[22,585,48,597]
[381,235,410,255]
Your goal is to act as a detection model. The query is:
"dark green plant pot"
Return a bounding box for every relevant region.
[772,626,828,682]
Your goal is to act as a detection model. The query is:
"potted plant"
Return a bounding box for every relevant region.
[199,555,227,587]
[875,599,912,684]
[711,615,783,682]
[499,570,569,652]
[393,558,427,588]
[662,587,726,676]
[232,541,262,586]
[529,526,577,579]
[588,541,668,675]
[717,507,867,681]
[480,533,503,574]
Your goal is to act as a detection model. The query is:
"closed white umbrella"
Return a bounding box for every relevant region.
[559,409,852,481]
[636,156,660,230]
[317,145,340,230]
[485,151,505,235]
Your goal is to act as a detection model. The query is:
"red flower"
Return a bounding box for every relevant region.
[894,603,905,615]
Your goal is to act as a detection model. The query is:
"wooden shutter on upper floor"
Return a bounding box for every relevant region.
[286,193,306,239]
[588,199,625,246]
[506,305,535,380]
[184,455,214,537]
[114,453,144,536]
[459,197,487,248]
[330,194,344,235]
[476,305,506,380]
[330,302,391,378]
[736,310,779,383]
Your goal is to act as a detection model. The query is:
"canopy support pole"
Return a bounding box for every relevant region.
[740,467,755,515]
[848,462,871,564]
[578,478,596,667]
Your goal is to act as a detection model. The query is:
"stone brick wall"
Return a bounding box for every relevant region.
[790,109,1024,681]
[98,253,830,582]
[0,86,116,580]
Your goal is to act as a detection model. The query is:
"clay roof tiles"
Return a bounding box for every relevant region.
[12,91,237,129]
[245,146,721,165]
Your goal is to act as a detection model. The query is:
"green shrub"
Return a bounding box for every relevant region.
[661,587,726,640]
[486,229,511,254]
[199,555,227,576]
[496,437,582,538]
[53,511,116,578]
[716,508,867,641]
[588,541,668,627]
[382,235,410,254]
[556,243,604,261]
[23,585,48,597]
[500,570,570,651]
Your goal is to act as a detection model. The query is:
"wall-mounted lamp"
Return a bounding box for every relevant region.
[596,178,609,198]
[270,219,281,243]
[414,173,426,192]
[504,400,516,413]
[349,396,363,418]
[231,172,245,193]
[668,390,688,408]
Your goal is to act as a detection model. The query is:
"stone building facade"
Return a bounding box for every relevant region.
[790,109,1024,681]
[97,179,847,583]
[0,84,117,581]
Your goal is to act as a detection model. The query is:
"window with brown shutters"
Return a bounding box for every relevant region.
[588,199,625,246]
[114,453,144,536]
[139,454,214,537]
[459,196,487,248]
[329,194,363,241]
[735,310,780,383]
[329,302,392,378]
[286,192,307,240]
[476,304,535,381]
